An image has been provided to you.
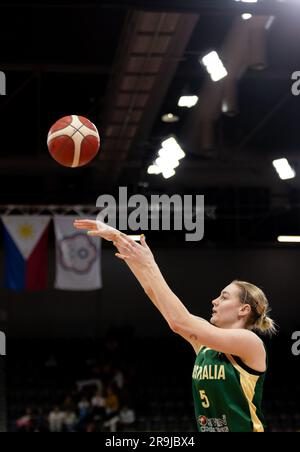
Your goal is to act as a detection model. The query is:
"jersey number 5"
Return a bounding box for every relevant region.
[199,390,210,408]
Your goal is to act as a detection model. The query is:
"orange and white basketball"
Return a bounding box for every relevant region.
[47,115,100,168]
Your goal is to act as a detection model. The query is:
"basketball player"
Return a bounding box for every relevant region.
[74,219,276,432]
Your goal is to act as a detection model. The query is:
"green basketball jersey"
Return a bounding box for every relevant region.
[192,346,266,432]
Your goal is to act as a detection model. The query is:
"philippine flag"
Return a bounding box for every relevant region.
[1,216,51,291]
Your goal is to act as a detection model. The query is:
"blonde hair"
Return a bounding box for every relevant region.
[233,280,277,336]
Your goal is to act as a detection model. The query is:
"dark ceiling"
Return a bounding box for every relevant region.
[1,0,300,243]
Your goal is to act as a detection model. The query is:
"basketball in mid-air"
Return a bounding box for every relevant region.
[47,115,100,168]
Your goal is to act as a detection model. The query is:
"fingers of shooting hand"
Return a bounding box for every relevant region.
[116,235,137,250]
[118,232,137,244]
[115,253,129,261]
[74,221,96,230]
[140,235,150,249]
[113,243,128,255]
[74,219,92,224]
[73,221,88,228]
[113,237,132,251]
[87,230,102,237]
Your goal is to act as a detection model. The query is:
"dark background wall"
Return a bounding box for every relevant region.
[0,242,298,338]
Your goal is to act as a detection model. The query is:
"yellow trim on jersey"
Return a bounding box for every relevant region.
[196,346,212,356]
[225,354,264,433]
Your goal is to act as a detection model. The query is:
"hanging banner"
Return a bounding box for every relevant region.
[1,216,51,291]
[54,216,102,291]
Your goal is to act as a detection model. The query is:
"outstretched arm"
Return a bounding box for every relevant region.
[74,219,193,334]
[74,220,265,364]
[112,234,264,365]
[74,219,201,352]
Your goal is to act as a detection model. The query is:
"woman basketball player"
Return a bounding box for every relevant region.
[74,219,276,432]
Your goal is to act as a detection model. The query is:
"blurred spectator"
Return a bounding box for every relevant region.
[91,389,106,418]
[16,408,33,432]
[34,408,48,432]
[48,406,65,432]
[78,397,91,423]
[113,367,124,391]
[64,410,78,432]
[119,405,136,430]
[105,386,120,418]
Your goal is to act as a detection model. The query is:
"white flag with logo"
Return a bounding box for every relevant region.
[54,216,102,291]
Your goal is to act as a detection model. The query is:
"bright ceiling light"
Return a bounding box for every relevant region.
[162,168,176,179]
[272,158,296,180]
[278,236,300,243]
[161,113,179,123]
[201,51,228,82]
[158,148,182,165]
[147,165,161,175]
[178,95,199,108]
[148,137,185,180]
[242,13,252,20]
[161,137,186,160]
[155,157,179,171]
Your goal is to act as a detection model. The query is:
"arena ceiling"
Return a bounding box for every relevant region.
[0,0,300,242]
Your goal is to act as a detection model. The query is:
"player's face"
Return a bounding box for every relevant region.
[210,283,244,328]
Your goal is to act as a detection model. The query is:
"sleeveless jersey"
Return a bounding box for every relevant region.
[192,346,266,432]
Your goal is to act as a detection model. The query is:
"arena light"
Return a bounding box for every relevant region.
[162,168,176,179]
[272,158,296,180]
[161,137,186,160]
[161,113,179,123]
[147,165,161,175]
[201,51,228,82]
[178,95,199,108]
[158,148,182,165]
[155,157,180,171]
[147,137,185,180]
[278,236,300,243]
[242,13,253,20]
[235,0,258,3]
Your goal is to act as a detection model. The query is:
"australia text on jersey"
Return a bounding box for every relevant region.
[192,364,226,380]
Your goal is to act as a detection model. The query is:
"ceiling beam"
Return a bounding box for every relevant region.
[0,63,111,75]
[0,1,296,16]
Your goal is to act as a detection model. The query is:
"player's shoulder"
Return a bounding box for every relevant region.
[237,329,266,352]
[245,330,265,346]
[239,331,266,371]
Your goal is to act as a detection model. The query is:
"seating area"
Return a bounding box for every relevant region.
[5,334,300,432]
